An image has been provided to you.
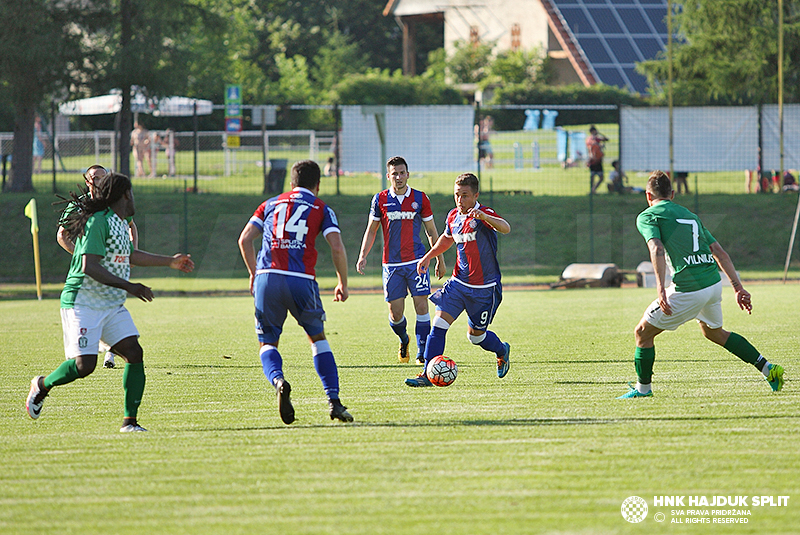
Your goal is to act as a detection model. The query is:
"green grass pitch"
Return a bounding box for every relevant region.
[1,285,798,534]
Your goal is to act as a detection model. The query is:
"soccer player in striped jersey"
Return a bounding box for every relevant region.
[26,172,194,432]
[406,173,511,387]
[618,170,785,398]
[238,160,353,423]
[356,156,445,364]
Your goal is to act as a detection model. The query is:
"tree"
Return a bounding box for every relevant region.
[111,0,225,176]
[638,0,800,105]
[0,0,109,192]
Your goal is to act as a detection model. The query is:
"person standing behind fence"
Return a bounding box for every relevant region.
[33,116,45,173]
[587,125,608,194]
[131,122,152,177]
[477,116,494,169]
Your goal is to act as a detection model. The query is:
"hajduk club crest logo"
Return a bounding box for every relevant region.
[621,496,648,523]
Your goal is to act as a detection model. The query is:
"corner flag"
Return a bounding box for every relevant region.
[24,198,42,300]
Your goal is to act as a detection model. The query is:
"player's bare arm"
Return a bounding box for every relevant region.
[417,234,454,275]
[56,226,75,254]
[422,218,446,279]
[82,254,154,302]
[468,208,511,234]
[647,237,672,316]
[238,223,262,294]
[130,250,194,272]
[326,230,349,302]
[710,241,752,313]
[356,219,380,274]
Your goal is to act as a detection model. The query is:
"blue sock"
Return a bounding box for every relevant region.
[259,345,283,386]
[423,326,448,367]
[478,330,505,355]
[389,316,409,344]
[415,314,431,357]
[312,340,340,399]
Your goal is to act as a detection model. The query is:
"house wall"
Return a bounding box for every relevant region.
[440,0,549,54]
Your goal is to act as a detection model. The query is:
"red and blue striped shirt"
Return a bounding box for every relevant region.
[443,203,501,288]
[249,187,340,280]
[370,188,434,266]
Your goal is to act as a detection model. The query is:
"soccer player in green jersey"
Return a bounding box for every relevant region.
[618,170,785,398]
[57,165,139,369]
[26,172,194,431]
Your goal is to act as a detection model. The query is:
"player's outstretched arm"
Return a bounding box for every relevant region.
[83,254,154,302]
[356,219,380,275]
[710,241,752,313]
[326,231,349,302]
[130,250,194,272]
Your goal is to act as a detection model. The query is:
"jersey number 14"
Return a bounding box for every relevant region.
[275,203,309,241]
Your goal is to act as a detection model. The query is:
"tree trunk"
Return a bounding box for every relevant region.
[120,87,132,177]
[119,0,132,177]
[5,106,35,192]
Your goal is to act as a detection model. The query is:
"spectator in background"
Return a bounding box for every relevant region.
[476,116,494,169]
[782,170,799,193]
[324,157,334,177]
[673,171,690,195]
[587,125,608,193]
[131,122,153,178]
[33,116,45,173]
[608,160,626,194]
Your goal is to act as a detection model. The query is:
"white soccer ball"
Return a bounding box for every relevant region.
[426,355,458,387]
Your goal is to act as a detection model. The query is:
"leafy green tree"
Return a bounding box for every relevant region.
[638,0,800,105]
[312,30,369,95]
[447,40,495,84]
[331,70,464,105]
[484,47,552,87]
[0,0,109,192]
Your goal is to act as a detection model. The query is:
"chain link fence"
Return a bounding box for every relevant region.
[3,104,796,197]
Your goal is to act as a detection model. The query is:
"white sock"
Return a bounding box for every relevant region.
[636,382,652,395]
[760,360,772,377]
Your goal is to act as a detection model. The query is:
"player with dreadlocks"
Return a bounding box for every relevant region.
[26,171,194,432]
[57,164,139,369]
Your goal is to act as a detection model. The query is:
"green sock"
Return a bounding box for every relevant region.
[123,362,146,419]
[43,359,81,390]
[634,346,655,384]
[723,332,760,366]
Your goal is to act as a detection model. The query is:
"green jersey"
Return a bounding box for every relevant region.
[60,209,132,309]
[636,200,720,293]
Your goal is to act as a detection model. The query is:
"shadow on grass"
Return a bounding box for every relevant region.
[183,412,800,433]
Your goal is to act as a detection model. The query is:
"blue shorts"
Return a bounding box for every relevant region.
[383,263,431,302]
[253,272,326,344]
[429,279,502,331]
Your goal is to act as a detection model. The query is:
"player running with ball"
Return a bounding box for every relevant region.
[618,170,785,398]
[406,173,511,387]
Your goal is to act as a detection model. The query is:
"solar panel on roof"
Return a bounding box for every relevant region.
[587,8,623,34]
[616,8,651,34]
[551,0,668,93]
